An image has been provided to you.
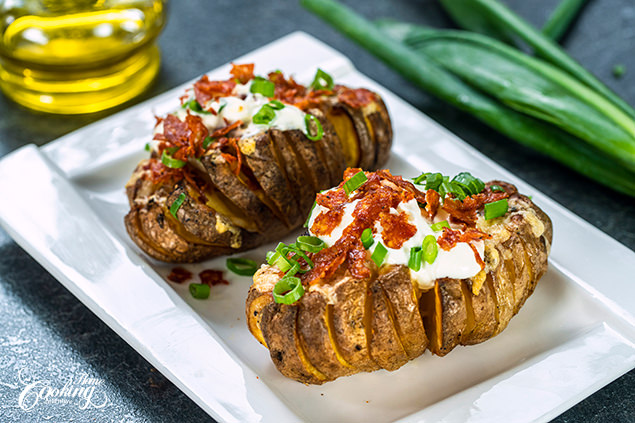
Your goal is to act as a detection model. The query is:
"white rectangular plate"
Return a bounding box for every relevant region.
[0,32,634,423]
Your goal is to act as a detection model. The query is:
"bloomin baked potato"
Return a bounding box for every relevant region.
[246,168,552,384]
[125,64,392,262]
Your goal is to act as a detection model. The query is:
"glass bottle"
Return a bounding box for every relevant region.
[0,0,167,114]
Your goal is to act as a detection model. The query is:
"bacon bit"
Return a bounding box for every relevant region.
[199,269,229,286]
[230,63,255,84]
[143,158,183,184]
[336,87,377,108]
[154,114,163,127]
[218,136,243,176]
[442,190,509,226]
[425,189,440,219]
[210,120,242,139]
[194,75,236,106]
[167,267,192,283]
[437,227,491,251]
[379,211,416,249]
[179,93,189,106]
[154,113,209,161]
[469,243,486,270]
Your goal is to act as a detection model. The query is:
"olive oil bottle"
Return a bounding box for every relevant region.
[0,0,167,114]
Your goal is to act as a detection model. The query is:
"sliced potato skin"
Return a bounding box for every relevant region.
[246,184,553,384]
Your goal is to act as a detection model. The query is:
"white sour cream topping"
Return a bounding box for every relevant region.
[151,80,307,152]
[307,195,484,290]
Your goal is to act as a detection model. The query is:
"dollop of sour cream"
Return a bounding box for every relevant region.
[151,80,307,151]
[307,193,484,290]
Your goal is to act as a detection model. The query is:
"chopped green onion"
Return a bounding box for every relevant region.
[203,136,215,149]
[266,250,279,265]
[430,220,450,231]
[425,173,444,191]
[361,228,374,249]
[287,244,314,268]
[285,260,301,277]
[218,103,227,113]
[613,64,626,78]
[267,100,285,110]
[310,68,335,90]
[185,99,211,114]
[189,283,210,299]
[485,198,509,220]
[450,181,468,200]
[304,114,324,141]
[144,143,151,152]
[408,247,422,271]
[169,192,187,218]
[343,170,368,195]
[422,235,439,264]
[490,184,505,192]
[272,275,305,304]
[250,77,275,97]
[253,104,277,124]
[371,242,388,267]
[296,236,326,253]
[161,148,186,169]
[304,201,317,228]
[452,172,485,195]
[272,254,293,272]
[412,172,429,185]
[226,258,259,276]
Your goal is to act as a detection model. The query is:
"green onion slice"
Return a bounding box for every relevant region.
[144,143,151,152]
[422,235,439,264]
[485,199,509,220]
[361,228,374,249]
[218,103,227,113]
[304,200,317,228]
[189,283,210,299]
[161,148,186,169]
[408,247,422,271]
[425,173,444,191]
[490,185,505,192]
[309,68,335,90]
[272,275,305,304]
[287,244,314,268]
[253,104,276,124]
[430,220,450,231]
[186,99,211,114]
[169,192,187,218]
[343,170,368,195]
[371,242,388,267]
[202,136,215,149]
[452,172,485,195]
[266,250,279,265]
[226,258,258,276]
[250,77,275,97]
[267,100,285,110]
[285,260,301,277]
[296,236,326,253]
[304,114,324,141]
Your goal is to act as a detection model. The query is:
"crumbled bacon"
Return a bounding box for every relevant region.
[167,267,192,283]
[425,189,440,219]
[436,227,491,251]
[230,63,255,84]
[153,113,209,160]
[336,86,377,108]
[442,190,509,225]
[142,158,183,184]
[193,75,236,106]
[199,269,229,286]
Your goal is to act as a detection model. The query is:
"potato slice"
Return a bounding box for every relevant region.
[365,98,393,169]
[422,278,467,356]
[283,129,332,192]
[325,106,360,167]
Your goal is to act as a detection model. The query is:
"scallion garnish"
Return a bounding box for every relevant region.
[267,100,285,110]
[310,68,335,90]
[169,192,187,218]
[226,258,259,276]
[343,170,367,195]
[189,283,210,299]
[286,244,314,268]
[304,200,317,228]
[490,185,505,192]
[296,236,326,253]
[218,103,227,113]
[422,235,439,264]
[250,76,275,97]
[272,275,305,304]
[161,148,186,169]
[202,136,215,149]
[144,143,151,152]
[253,104,276,124]
[452,172,485,196]
[371,242,388,267]
[408,247,422,271]
[285,260,301,277]
[430,220,450,231]
[361,228,374,249]
[304,114,324,141]
[484,199,509,220]
[272,253,293,273]
[185,99,211,114]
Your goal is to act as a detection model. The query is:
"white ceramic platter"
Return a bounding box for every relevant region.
[0,32,634,423]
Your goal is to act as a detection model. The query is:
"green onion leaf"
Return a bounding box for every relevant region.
[412,172,430,185]
[273,254,293,273]
[267,100,285,110]
[304,114,324,141]
[310,68,335,90]
[144,143,151,152]
[490,184,505,192]
[344,170,368,195]
[218,103,227,113]
[272,275,305,304]
[361,228,374,249]
[189,283,210,299]
[169,192,187,218]
[226,257,259,276]
[252,104,276,124]
[422,235,439,264]
[287,244,314,268]
[485,198,509,220]
[285,260,301,277]
[296,236,326,253]
[430,220,450,231]
[408,247,422,271]
[304,200,318,228]
[425,173,444,191]
[203,136,215,149]
[266,250,279,265]
[161,148,186,169]
[371,242,388,267]
[452,172,485,195]
[250,77,275,97]
[185,99,211,114]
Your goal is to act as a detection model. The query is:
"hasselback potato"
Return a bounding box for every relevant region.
[125,64,392,262]
[246,168,552,384]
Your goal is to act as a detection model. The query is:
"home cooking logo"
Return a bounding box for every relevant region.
[16,367,109,411]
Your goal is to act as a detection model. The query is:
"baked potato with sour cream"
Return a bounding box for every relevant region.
[246,169,552,384]
[125,64,392,262]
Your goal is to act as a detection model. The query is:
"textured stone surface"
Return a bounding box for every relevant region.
[0,0,633,422]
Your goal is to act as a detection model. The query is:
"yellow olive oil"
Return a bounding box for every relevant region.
[0,0,166,114]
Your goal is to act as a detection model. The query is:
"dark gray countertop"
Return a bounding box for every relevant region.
[0,0,633,422]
